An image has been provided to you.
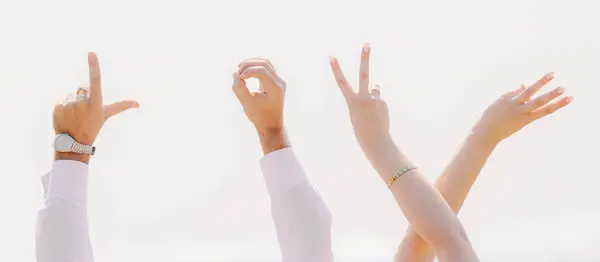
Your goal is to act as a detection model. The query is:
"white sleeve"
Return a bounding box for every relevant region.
[36,160,94,262]
[260,148,333,262]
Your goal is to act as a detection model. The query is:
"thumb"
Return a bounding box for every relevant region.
[104,100,140,119]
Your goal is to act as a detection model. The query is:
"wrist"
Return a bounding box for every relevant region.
[55,152,90,164]
[360,134,408,178]
[468,124,500,150]
[256,127,290,155]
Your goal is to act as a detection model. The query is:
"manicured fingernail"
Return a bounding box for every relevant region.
[545,72,555,80]
[565,96,573,103]
[556,87,565,94]
[363,43,370,52]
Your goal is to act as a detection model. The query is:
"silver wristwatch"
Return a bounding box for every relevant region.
[53,133,96,155]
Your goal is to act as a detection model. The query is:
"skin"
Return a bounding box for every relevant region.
[395,73,573,262]
[330,43,479,262]
[53,52,139,164]
[232,58,290,155]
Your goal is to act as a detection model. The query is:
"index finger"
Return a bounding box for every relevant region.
[88,52,102,105]
[329,56,354,103]
[358,43,371,95]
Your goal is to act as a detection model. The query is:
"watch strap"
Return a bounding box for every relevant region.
[71,141,96,155]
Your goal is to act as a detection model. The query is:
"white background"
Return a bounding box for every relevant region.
[0,0,599,261]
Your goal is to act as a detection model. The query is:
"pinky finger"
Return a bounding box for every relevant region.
[502,84,526,100]
[529,96,573,121]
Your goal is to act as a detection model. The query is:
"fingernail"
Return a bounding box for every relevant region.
[556,87,565,94]
[329,56,336,64]
[363,43,370,52]
[565,96,573,103]
[545,72,555,80]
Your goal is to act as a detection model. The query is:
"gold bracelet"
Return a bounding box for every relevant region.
[387,166,417,189]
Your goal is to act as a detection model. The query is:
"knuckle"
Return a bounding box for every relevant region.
[534,98,545,107]
[545,106,557,114]
[359,70,369,79]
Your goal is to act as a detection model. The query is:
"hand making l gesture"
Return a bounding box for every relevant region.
[53,53,139,163]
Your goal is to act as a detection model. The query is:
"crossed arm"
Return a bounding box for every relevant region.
[395,72,572,262]
[395,130,495,262]
[329,45,479,262]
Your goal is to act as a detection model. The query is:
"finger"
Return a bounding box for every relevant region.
[501,84,526,99]
[358,43,371,95]
[370,84,381,99]
[523,86,566,112]
[237,59,284,85]
[238,58,274,68]
[239,66,281,94]
[87,52,103,105]
[63,93,77,105]
[232,72,251,103]
[76,84,90,101]
[329,56,354,103]
[515,72,554,103]
[104,100,140,119]
[528,95,573,120]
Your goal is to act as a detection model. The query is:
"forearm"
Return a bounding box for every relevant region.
[257,127,290,155]
[435,128,496,212]
[365,136,478,262]
[258,128,333,262]
[36,160,94,262]
[395,129,496,262]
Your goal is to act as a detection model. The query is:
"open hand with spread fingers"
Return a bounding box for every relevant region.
[232,58,289,154]
[53,52,139,163]
[474,72,573,147]
[329,43,392,157]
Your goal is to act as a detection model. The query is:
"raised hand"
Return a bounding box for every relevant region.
[474,72,573,146]
[232,58,289,154]
[329,43,393,166]
[53,52,139,162]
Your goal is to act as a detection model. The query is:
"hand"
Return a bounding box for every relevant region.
[473,72,573,147]
[232,58,289,154]
[53,53,139,162]
[329,43,392,155]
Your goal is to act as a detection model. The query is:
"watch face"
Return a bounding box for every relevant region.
[54,134,74,152]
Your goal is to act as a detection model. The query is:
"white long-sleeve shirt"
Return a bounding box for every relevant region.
[36,148,333,262]
[260,148,334,262]
[36,160,94,262]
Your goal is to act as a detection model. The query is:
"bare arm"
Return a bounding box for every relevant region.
[395,132,494,262]
[329,43,478,262]
[395,73,573,262]
[368,136,478,262]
